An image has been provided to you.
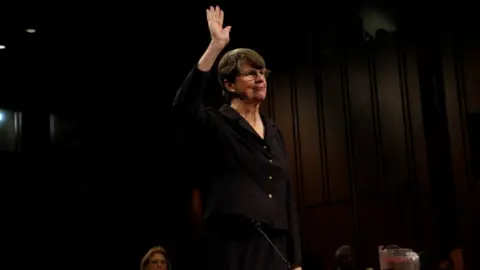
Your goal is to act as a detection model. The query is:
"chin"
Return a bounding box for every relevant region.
[253,90,267,101]
[252,95,266,102]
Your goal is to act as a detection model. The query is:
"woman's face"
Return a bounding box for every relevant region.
[225,62,268,102]
[147,252,167,270]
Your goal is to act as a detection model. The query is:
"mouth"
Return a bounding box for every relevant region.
[254,84,266,91]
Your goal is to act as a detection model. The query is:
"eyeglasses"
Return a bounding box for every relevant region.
[150,259,167,265]
[239,69,270,80]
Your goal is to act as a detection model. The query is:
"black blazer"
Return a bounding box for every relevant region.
[172,64,302,266]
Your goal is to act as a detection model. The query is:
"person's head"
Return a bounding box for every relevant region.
[438,256,454,270]
[334,245,355,270]
[141,246,169,270]
[217,48,270,104]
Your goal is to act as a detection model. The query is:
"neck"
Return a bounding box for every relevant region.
[230,99,261,124]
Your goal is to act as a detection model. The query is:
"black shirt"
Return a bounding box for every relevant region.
[172,64,302,265]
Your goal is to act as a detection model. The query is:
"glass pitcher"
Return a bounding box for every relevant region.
[378,245,420,270]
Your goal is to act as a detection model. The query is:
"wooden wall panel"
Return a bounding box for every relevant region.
[442,34,470,250]
[403,47,430,194]
[270,71,302,204]
[442,33,480,270]
[347,50,381,198]
[402,46,436,255]
[294,67,325,206]
[320,58,351,202]
[269,39,436,268]
[374,44,410,193]
[357,195,421,266]
[303,204,354,266]
[464,44,480,115]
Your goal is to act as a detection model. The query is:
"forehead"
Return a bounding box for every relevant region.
[151,252,166,260]
[238,60,264,71]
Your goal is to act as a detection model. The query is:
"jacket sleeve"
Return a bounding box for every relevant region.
[172,63,210,122]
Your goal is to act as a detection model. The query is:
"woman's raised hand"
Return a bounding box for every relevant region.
[206,5,231,48]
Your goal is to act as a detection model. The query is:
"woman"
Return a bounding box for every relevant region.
[140,246,170,270]
[172,5,302,270]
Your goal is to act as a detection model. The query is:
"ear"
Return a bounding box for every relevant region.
[223,79,236,93]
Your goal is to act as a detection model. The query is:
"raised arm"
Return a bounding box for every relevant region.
[172,6,231,118]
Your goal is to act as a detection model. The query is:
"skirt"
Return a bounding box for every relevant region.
[199,215,290,270]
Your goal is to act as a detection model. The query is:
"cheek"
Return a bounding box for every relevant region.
[237,82,267,98]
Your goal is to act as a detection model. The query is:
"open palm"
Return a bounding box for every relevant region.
[206,6,231,47]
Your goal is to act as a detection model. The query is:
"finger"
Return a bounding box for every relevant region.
[208,6,214,21]
[219,9,224,26]
[225,26,231,32]
[215,6,220,21]
[207,6,214,22]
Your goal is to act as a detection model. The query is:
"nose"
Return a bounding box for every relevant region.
[255,77,265,84]
[255,73,266,82]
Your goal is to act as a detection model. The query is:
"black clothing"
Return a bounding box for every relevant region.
[201,214,290,270]
[172,64,302,268]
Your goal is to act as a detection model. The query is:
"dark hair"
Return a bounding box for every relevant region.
[334,245,355,269]
[217,48,268,103]
[141,246,170,270]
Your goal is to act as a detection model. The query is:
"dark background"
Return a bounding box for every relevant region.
[0,0,478,269]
